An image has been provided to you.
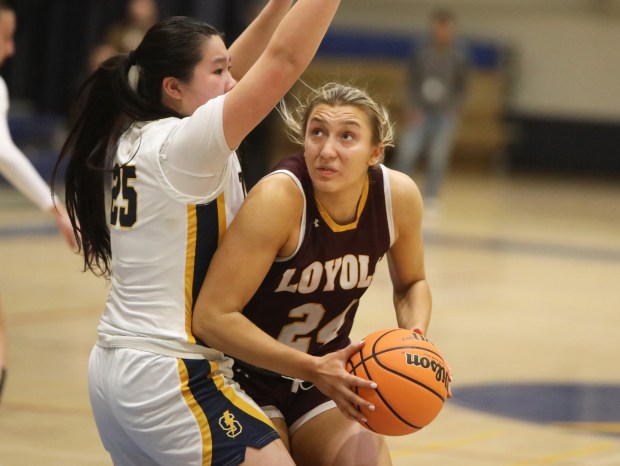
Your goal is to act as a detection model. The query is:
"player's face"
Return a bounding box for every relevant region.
[0,10,16,67]
[304,104,382,196]
[433,20,455,46]
[177,35,236,116]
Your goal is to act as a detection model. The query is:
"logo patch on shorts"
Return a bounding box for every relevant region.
[219,410,243,438]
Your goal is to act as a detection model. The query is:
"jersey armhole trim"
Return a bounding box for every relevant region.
[380,164,396,247]
[267,169,306,262]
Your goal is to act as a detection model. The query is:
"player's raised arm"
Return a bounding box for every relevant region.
[228,0,293,80]
[223,0,341,150]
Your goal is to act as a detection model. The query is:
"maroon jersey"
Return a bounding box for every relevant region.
[242,153,394,357]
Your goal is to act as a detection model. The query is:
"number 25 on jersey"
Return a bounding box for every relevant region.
[111,164,137,228]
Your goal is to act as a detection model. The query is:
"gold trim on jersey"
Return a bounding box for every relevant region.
[184,194,225,344]
[185,205,198,344]
[217,193,226,243]
[178,359,213,466]
[314,175,369,232]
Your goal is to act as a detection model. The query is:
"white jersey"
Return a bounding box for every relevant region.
[0,76,55,211]
[97,94,245,359]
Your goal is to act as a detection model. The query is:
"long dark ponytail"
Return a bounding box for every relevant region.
[52,17,220,277]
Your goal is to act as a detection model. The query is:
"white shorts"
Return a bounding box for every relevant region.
[88,345,279,466]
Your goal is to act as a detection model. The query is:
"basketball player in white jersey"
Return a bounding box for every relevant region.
[0,0,75,402]
[194,84,442,465]
[52,2,380,465]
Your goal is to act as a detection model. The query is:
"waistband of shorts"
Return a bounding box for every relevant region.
[96,335,226,360]
[233,359,283,378]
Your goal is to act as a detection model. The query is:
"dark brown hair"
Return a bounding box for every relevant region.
[52,17,220,277]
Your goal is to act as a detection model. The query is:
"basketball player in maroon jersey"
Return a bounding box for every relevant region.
[194,83,433,465]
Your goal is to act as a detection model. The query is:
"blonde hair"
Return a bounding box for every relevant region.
[279,82,394,160]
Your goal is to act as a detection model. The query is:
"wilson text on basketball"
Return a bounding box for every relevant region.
[405,353,448,388]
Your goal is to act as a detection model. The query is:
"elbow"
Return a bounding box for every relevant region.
[192,312,219,348]
[192,303,240,352]
[266,46,308,80]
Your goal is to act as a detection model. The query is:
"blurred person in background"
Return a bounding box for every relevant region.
[392,8,470,217]
[0,0,76,402]
[88,0,159,74]
[104,0,159,54]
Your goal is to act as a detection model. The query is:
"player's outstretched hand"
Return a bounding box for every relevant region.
[310,340,377,423]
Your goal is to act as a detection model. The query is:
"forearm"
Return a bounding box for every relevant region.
[264,0,340,73]
[0,148,54,211]
[393,279,432,334]
[194,310,316,381]
[221,0,341,149]
[228,0,293,80]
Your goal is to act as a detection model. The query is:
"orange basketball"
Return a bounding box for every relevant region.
[347,328,449,436]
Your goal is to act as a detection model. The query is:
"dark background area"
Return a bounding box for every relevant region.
[3,0,251,114]
[2,0,274,187]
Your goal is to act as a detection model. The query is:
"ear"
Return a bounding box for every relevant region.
[162,76,183,101]
[368,144,384,166]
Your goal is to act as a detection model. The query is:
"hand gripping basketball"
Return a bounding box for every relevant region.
[311,341,378,424]
[347,328,449,436]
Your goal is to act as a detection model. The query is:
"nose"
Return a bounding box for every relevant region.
[226,75,237,93]
[319,135,337,159]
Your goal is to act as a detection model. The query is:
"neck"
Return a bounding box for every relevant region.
[314,176,368,226]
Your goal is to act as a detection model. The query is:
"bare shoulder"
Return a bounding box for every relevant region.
[385,167,423,216]
[238,172,304,227]
[233,172,304,256]
[248,172,303,207]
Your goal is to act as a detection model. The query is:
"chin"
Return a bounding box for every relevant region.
[312,179,340,194]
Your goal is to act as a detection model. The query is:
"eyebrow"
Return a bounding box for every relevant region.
[212,56,231,66]
[309,116,363,127]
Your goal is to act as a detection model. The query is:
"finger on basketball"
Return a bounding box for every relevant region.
[347,372,377,390]
[342,384,375,413]
[339,400,368,423]
[337,340,366,361]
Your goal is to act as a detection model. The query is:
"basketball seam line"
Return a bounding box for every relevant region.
[359,350,424,431]
[369,334,447,402]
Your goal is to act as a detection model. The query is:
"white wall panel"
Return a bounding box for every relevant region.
[333,0,620,121]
